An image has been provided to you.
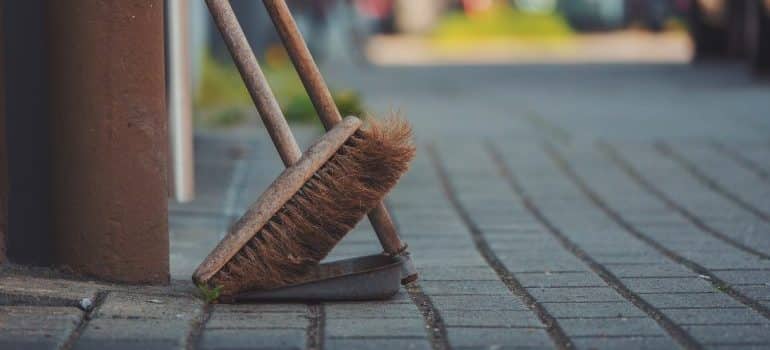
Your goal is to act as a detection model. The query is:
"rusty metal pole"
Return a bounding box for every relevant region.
[47,0,169,284]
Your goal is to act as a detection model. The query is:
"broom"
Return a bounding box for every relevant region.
[194,0,415,297]
[262,0,418,285]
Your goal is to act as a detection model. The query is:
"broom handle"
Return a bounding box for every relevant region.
[262,0,411,259]
[206,0,303,167]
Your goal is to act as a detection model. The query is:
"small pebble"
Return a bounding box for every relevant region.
[79,298,93,311]
[146,299,164,304]
[697,274,711,280]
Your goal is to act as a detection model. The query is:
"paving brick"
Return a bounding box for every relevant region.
[498,256,590,274]
[206,311,307,329]
[644,292,744,309]
[609,263,695,278]
[446,327,553,348]
[419,280,512,296]
[589,251,670,265]
[199,328,305,350]
[95,292,203,321]
[526,287,622,303]
[682,324,770,344]
[325,337,431,350]
[541,302,646,318]
[210,303,307,314]
[662,308,770,325]
[419,256,489,267]
[325,302,423,319]
[558,317,666,337]
[0,274,103,307]
[76,318,191,350]
[699,255,770,270]
[325,318,427,338]
[730,285,770,301]
[712,270,770,285]
[516,271,606,288]
[417,266,499,281]
[570,335,678,350]
[429,295,528,311]
[619,277,715,294]
[441,310,544,328]
[76,292,204,349]
[0,306,82,350]
[707,344,770,350]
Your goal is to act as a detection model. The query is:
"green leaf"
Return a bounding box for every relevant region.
[197,283,223,304]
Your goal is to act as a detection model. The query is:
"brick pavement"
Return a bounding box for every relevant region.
[3,63,770,349]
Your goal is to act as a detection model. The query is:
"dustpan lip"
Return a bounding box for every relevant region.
[223,253,405,302]
[259,253,403,292]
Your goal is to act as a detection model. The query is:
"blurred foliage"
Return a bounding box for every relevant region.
[200,106,250,128]
[284,89,365,124]
[195,48,365,128]
[432,5,573,43]
[196,51,252,108]
[334,90,366,119]
[662,17,687,32]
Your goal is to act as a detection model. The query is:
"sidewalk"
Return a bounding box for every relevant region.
[3,63,770,349]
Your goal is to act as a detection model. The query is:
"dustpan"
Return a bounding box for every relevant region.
[220,254,404,303]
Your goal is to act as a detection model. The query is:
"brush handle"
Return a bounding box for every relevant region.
[263,0,416,279]
[206,0,302,167]
[262,0,342,130]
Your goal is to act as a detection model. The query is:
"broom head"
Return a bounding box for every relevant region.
[193,116,415,296]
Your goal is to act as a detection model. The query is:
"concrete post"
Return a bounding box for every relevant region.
[47,0,169,284]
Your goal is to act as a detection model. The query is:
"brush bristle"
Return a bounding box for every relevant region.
[210,117,415,296]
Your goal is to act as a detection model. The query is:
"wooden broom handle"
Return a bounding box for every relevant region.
[262,0,342,130]
[206,0,302,167]
[263,0,410,257]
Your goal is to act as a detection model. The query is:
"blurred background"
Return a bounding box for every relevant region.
[189,0,768,130]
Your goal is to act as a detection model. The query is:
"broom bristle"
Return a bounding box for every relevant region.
[210,117,415,296]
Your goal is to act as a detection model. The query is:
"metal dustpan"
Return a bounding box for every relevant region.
[220,254,404,303]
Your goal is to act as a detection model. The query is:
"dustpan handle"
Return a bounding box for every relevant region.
[263,0,417,281]
[206,0,302,167]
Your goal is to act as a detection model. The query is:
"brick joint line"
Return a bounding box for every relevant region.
[186,303,212,350]
[520,110,572,146]
[553,142,770,322]
[709,140,770,184]
[386,200,452,350]
[487,142,702,350]
[306,303,324,350]
[656,142,770,224]
[59,290,109,350]
[404,283,452,350]
[427,143,574,350]
[599,142,770,260]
